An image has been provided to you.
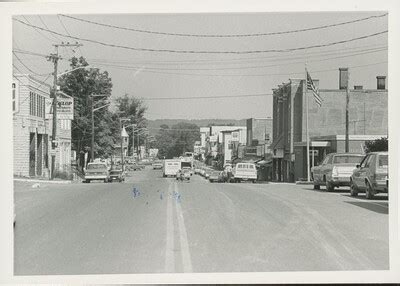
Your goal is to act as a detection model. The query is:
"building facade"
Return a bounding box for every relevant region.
[13,74,51,178]
[270,70,388,182]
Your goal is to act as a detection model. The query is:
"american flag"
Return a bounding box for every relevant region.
[306,71,322,107]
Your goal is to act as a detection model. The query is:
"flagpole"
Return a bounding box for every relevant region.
[305,66,310,182]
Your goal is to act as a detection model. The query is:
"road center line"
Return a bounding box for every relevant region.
[174,182,193,273]
[164,182,175,273]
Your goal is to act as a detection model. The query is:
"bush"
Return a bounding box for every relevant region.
[365,137,388,153]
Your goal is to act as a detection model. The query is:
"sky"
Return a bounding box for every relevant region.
[12,12,388,120]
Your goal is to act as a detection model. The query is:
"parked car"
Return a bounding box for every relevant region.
[311,153,365,191]
[232,162,257,183]
[109,168,125,182]
[209,171,225,183]
[350,152,388,199]
[176,168,191,181]
[152,160,163,170]
[128,162,145,171]
[84,162,110,183]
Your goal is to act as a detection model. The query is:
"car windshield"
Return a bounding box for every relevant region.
[378,155,388,167]
[333,155,363,164]
[87,164,107,170]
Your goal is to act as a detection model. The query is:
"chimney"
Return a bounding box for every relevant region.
[354,85,363,90]
[376,76,386,90]
[339,68,348,90]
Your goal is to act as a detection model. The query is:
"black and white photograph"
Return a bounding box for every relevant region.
[1,0,399,284]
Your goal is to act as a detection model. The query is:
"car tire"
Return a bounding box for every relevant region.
[350,180,358,197]
[313,184,320,190]
[365,181,374,200]
[86,179,90,183]
[326,181,334,192]
[252,180,256,183]
[104,179,108,183]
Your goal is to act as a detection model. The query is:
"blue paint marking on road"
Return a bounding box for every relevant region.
[132,187,141,198]
[172,190,181,203]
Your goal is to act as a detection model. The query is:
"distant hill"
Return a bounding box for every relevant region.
[147,119,247,136]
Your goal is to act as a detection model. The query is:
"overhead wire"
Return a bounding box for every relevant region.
[13,18,388,54]
[59,13,387,38]
[57,14,85,58]
[93,61,388,78]
[13,51,52,76]
[90,47,386,72]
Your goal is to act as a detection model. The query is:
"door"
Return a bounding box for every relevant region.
[353,154,371,189]
[37,134,43,176]
[29,133,36,177]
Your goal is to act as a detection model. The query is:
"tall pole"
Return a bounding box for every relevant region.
[48,46,60,179]
[120,119,124,170]
[47,42,82,179]
[305,68,310,182]
[91,97,94,162]
[137,133,140,160]
[345,69,350,152]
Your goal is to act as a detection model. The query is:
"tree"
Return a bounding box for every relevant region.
[57,56,114,162]
[155,122,200,159]
[114,93,148,155]
[365,137,388,153]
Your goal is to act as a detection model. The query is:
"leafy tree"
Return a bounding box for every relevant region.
[155,122,200,159]
[57,56,114,162]
[365,137,388,153]
[114,93,148,155]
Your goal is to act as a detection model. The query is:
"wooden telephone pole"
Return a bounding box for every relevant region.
[47,42,82,178]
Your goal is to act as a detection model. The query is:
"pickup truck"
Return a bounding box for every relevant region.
[311,153,364,191]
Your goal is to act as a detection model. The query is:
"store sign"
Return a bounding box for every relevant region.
[57,97,74,119]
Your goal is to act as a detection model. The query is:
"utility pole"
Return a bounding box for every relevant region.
[119,118,130,171]
[345,69,350,152]
[47,41,82,179]
[90,94,109,162]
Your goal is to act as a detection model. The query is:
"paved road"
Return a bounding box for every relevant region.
[14,167,389,275]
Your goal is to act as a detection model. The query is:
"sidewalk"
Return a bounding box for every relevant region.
[14,177,79,184]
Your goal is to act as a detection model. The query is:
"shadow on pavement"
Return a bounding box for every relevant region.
[344,200,388,214]
[341,193,389,201]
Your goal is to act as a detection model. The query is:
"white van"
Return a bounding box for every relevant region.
[232,162,257,183]
[163,159,181,177]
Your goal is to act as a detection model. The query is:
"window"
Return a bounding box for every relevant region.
[12,82,18,113]
[333,155,364,164]
[322,154,331,165]
[359,155,368,168]
[378,155,388,167]
[249,164,255,169]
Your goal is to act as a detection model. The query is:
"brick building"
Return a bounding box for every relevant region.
[270,69,388,182]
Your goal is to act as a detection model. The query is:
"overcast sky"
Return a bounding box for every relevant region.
[12,12,387,120]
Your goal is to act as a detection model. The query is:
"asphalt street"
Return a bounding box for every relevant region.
[14,167,389,275]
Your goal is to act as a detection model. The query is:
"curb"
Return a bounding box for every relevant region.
[295,181,314,185]
[14,178,73,184]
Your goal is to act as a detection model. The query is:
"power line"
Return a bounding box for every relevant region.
[21,16,53,43]
[142,93,272,101]
[13,18,388,54]
[87,44,387,66]
[93,61,387,78]
[57,14,85,57]
[59,13,387,38]
[90,47,386,72]
[38,15,63,43]
[13,51,52,76]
